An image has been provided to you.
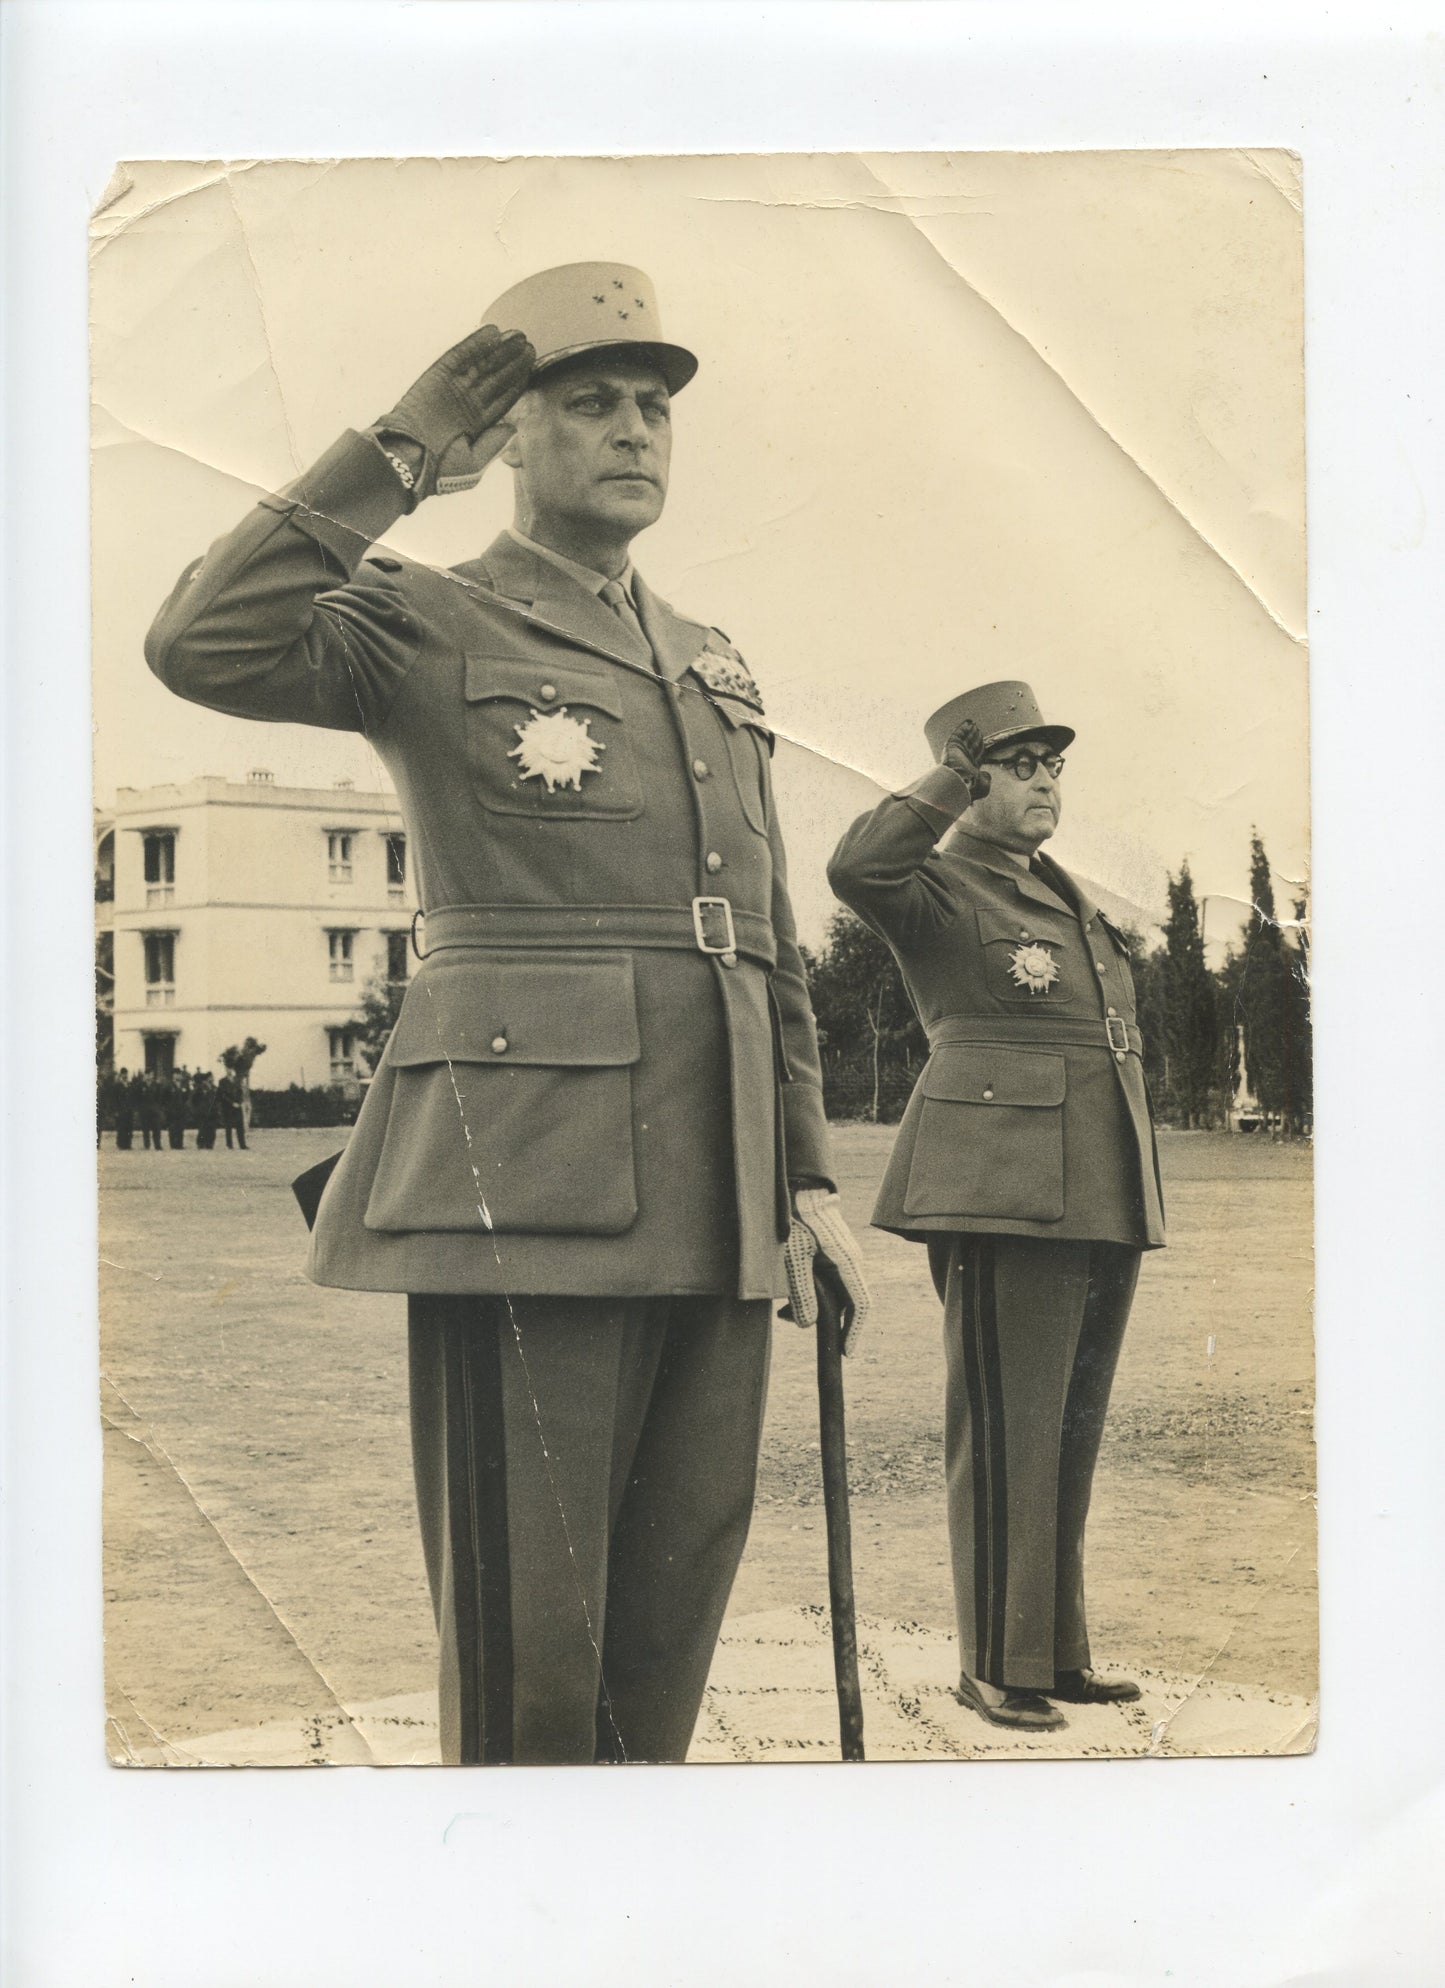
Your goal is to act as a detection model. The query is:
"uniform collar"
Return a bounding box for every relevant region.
[453,532,709,682]
[503,526,637,603]
[1031,846,1101,930]
[950,825,1088,921]
[452,531,649,669]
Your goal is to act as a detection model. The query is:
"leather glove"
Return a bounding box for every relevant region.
[782,1188,872,1356]
[376,324,534,503]
[942,717,992,801]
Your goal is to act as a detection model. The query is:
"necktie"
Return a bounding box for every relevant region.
[600,577,652,659]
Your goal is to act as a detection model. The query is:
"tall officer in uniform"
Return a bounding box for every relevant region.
[828,682,1163,1732]
[147,263,868,1766]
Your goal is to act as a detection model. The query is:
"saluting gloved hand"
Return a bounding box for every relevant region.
[782,1188,872,1356]
[376,324,535,505]
[943,716,992,802]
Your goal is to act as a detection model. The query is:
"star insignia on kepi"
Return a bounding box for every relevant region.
[508,707,605,793]
[1008,942,1060,995]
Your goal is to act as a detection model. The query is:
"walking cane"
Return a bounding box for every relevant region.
[814,1267,865,1761]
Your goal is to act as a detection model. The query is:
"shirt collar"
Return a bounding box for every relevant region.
[506,527,636,603]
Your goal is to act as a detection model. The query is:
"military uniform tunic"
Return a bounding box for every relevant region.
[146,430,832,1301]
[828,761,1163,1248]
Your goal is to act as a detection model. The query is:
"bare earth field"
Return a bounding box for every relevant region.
[100,1125,1315,1761]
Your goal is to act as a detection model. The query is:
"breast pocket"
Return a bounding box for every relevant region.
[464,653,642,820]
[904,1047,1066,1222]
[364,953,641,1235]
[975,906,1081,1007]
[711,696,773,836]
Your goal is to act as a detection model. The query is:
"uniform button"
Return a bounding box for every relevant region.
[1019,928,1030,939]
[693,758,710,780]
[491,1036,509,1054]
[719,952,738,969]
[982,1089,994,1101]
[1114,1051,1126,1064]
[705,852,723,874]
[539,683,558,702]
[1095,961,1107,975]
[1107,1006,1118,1018]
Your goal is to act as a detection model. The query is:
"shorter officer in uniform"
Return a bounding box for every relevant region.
[829,682,1165,1731]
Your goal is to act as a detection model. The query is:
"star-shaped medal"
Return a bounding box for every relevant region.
[1008,943,1060,995]
[508,707,605,793]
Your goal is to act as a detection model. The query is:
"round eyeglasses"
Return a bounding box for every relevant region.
[985,749,1066,782]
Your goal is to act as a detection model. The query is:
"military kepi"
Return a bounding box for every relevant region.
[482,262,698,395]
[924,679,1074,762]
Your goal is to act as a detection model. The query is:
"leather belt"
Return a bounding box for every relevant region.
[414,900,778,971]
[927,1012,1143,1057]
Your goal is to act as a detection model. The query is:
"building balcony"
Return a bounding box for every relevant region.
[145,986,176,1008]
[146,884,175,908]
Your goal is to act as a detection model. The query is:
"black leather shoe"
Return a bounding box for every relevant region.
[955,1672,1067,1731]
[1050,1667,1141,1704]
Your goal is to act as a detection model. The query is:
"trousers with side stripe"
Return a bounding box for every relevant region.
[930,1235,1140,1691]
[407,1292,772,1766]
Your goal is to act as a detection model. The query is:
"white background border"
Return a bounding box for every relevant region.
[4,5,1443,1984]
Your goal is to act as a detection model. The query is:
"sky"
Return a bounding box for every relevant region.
[90,151,1308,951]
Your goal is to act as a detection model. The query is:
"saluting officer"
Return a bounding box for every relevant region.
[829,682,1164,1732]
[147,262,868,1766]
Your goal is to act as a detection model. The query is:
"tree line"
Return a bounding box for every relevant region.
[802,830,1311,1134]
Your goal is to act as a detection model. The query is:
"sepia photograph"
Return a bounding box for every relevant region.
[91,149,1314,1769]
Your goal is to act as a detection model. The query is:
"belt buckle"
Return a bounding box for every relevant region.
[692,895,738,961]
[1106,1016,1130,1054]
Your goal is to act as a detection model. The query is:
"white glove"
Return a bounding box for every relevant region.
[783,1188,872,1356]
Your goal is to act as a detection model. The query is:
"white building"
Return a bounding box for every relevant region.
[96,772,416,1087]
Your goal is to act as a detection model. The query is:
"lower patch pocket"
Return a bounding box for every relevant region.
[364,954,641,1235]
[903,1048,1066,1222]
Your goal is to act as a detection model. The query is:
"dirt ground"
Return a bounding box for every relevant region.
[100,1125,1315,1758]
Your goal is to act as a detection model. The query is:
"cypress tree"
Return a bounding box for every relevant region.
[1162,862,1219,1128]
[1286,892,1313,1133]
[1237,832,1293,1130]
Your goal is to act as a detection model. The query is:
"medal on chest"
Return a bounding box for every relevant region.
[508,706,605,793]
[1008,942,1061,995]
[690,646,766,715]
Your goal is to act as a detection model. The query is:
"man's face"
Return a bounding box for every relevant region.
[966,734,1064,853]
[507,358,672,542]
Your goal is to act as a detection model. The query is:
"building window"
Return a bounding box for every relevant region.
[143,931,176,1007]
[328,1027,357,1081]
[327,929,356,981]
[95,829,115,904]
[143,830,176,907]
[386,930,410,985]
[385,831,407,896]
[142,1032,177,1079]
[327,831,354,883]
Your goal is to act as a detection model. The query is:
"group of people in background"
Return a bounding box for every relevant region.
[99,1067,248,1151]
